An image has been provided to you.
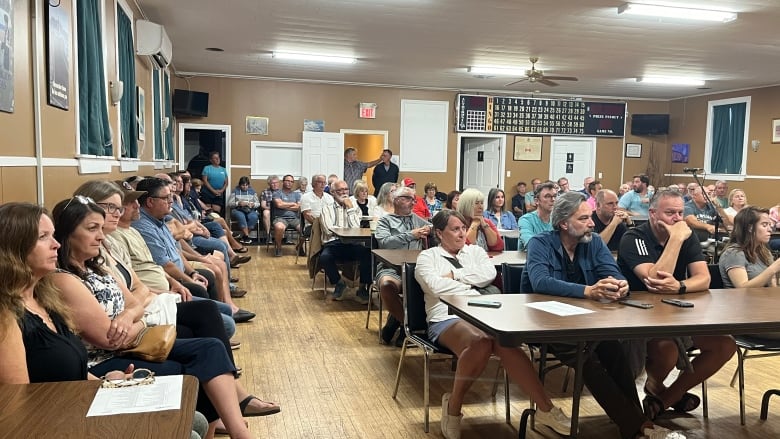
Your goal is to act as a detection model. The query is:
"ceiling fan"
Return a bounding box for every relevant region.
[505,57,579,87]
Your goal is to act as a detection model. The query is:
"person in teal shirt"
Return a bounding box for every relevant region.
[201,151,229,213]
[518,182,556,250]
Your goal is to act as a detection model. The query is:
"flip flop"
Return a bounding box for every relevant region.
[234,247,249,253]
[239,395,281,417]
[671,392,701,413]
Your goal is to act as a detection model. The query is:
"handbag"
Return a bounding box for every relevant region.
[118,324,176,362]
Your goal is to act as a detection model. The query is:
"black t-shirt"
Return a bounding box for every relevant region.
[563,252,586,286]
[617,222,706,291]
[21,310,88,382]
[591,211,627,251]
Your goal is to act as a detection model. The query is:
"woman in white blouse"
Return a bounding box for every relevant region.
[415,210,570,439]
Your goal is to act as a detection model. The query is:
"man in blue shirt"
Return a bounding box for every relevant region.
[272,174,302,256]
[518,181,556,250]
[618,174,652,217]
[522,192,682,439]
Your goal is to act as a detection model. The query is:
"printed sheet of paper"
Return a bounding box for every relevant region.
[526,301,595,316]
[87,375,183,416]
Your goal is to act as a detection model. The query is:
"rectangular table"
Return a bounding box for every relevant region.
[331,227,374,247]
[441,289,780,438]
[0,375,199,438]
[371,248,526,269]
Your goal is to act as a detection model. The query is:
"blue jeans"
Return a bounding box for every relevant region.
[192,235,231,275]
[191,296,236,338]
[231,209,259,231]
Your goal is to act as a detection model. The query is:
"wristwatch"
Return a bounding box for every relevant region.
[678,280,687,295]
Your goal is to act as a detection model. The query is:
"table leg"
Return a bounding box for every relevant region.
[569,341,589,439]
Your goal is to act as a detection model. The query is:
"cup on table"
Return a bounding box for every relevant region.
[369,219,378,231]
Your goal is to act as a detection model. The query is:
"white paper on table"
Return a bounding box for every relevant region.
[526,301,595,316]
[86,375,184,417]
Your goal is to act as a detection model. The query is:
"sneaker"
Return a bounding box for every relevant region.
[283,238,294,245]
[642,426,687,439]
[381,316,400,345]
[239,236,253,245]
[333,281,347,300]
[441,393,462,439]
[535,406,572,436]
[353,287,370,305]
[232,232,243,239]
[274,247,282,257]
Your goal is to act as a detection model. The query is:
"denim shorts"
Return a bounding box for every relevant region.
[427,317,460,343]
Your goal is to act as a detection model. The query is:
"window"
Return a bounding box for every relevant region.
[116,4,137,158]
[76,0,112,157]
[704,96,750,178]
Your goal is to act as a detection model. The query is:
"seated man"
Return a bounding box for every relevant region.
[374,186,431,346]
[619,174,652,217]
[260,175,280,244]
[300,174,334,254]
[518,181,556,250]
[271,174,302,257]
[684,185,726,241]
[618,189,736,421]
[592,189,632,251]
[319,179,372,303]
[523,192,683,439]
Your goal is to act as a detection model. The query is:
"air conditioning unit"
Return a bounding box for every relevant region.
[136,20,172,69]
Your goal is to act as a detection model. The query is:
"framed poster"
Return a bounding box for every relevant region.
[671,143,689,163]
[0,0,14,112]
[246,116,269,135]
[772,119,780,143]
[45,0,71,110]
[513,136,542,161]
[625,143,642,158]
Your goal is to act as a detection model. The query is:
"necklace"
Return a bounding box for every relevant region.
[24,303,55,328]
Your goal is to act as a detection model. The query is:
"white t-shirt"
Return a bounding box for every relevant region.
[300,191,334,221]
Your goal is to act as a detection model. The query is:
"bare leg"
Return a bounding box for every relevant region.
[379,276,403,322]
[263,210,271,241]
[203,374,252,439]
[437,321,493,416]
[273,222,285,251]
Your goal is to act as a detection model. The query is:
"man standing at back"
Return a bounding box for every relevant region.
[371,149,399,197]
[344,147,382,195]
[522,191,684,439]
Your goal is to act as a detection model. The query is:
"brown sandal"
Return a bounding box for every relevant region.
[239,395,281,417]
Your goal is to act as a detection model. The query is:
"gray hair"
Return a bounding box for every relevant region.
[311,174,326,183]
[456,188,484,220]
[649,188,684,209]
[595,189,617,205]
[392,186,415,200]
[377,182,397,206]
[551,192,587,230]
[299,176,308,185]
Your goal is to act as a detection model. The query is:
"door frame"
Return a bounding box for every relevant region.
[177,123,233,172]
[339,129,389,150]
[548,136,597,184]
[456,133,506,191]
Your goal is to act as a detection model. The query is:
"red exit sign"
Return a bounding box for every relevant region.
[359,103,377,119]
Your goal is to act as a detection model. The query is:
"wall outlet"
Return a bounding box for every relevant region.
[506,170,511,177]
[598,172,603,179]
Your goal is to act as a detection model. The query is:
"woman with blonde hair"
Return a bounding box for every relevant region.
[455,188,503,252]
[350,180,378,228]
[373,182,397,218]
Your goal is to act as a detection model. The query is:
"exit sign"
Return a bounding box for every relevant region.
[359,103,377,119]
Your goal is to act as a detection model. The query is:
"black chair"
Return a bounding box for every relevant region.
[730,335,780,424]
[392,263,456,432]
[392,263,512,431]
[500,263,524,293]
[707,263,724,289]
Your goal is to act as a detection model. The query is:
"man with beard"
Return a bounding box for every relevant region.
[522,192,684,439]
[619,174,652,217]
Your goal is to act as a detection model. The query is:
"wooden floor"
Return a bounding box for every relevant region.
[231,244,780,438]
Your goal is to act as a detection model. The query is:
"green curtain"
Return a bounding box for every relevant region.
[710,102,746,174]
[77,0,112,156]
[117,7,136,158]
[164,71,174,159]
[153,69,163,159]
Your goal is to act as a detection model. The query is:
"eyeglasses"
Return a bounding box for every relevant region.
[539,194,557,200]
[97,203,126,215]
[100,368,156,388]
[63,195,95,210]
[150,195,174,203]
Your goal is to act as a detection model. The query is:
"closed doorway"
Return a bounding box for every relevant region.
[458,134,504,195]
[549,137,596,190]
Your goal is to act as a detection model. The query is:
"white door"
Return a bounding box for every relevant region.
[302,132,344,181]
[549,137,597,190]
[461,136,501,195]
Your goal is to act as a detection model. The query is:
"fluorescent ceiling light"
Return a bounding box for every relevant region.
[272,51,356,64]
[468,66,526,76]
[618,3,737,23]
[637,76,705,86]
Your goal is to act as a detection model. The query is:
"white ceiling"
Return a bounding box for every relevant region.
[135,0,780,100]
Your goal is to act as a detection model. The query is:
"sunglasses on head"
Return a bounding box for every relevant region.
[63,195,95,210]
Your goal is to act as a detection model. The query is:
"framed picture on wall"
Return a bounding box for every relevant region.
[246,116,269,135]
[513,136,542,161]
[772,119,780,143]
[625,143,642,158]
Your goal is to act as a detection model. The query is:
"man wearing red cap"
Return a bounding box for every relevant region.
[402,177,431,219]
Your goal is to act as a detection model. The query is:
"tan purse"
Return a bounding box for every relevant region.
[119,324,176,362]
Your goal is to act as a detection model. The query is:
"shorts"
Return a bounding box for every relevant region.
[375,266,401,285]
[273,217,301,229]
[427,317,460,343]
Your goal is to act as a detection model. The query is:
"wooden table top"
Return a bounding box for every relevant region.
[331,227,373,238]
[0,375,198,438]
[441,289,780,347]
[371,249,527,269]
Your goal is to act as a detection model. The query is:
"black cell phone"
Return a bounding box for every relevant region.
[619,299,654,309]
[467,299,502,309]
[661,298,694,308]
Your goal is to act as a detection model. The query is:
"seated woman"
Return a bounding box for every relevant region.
[720,206,780,338]
[415,210,570,439]
[423,182,442,216]
[483,188,518,231]
[349,180,377,228]
[49,195,257,438]
[445,190,460,210]
[228,176,260,245]
[722,188,747,227]
[0,202,209,439]
[455,188,504,252]
[373,182,397,218]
